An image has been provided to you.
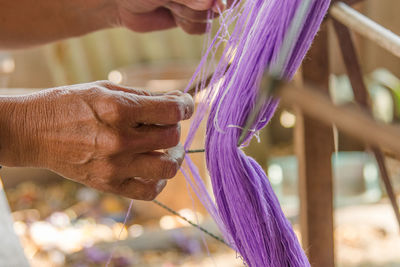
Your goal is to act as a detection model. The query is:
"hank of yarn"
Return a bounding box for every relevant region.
[182,0,330,266]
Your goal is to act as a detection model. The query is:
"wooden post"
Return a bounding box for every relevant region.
[333,18,400,229]
[296,23,335,267]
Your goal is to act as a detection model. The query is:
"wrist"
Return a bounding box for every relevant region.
[56,0,119,39]
[0,96,26,166]
[0,95,44,167]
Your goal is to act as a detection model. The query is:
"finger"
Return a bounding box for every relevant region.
[94,91,193,131]
[122,7,176,33]
[98,81,153,96]
[173,0,214,11]
[174,16,209,35]
[117,145,185,180]
[108,177,168,200]
[128,124,182,153]
[151,90,187,97]
[172,0,236,12]
[212,0,227,13]
[213,0,238,12]
[100,81,186,98]
[126,92,195,125]
[95,123,181,156]
[165,2,219,22]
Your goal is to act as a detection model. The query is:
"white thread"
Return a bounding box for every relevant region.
[227,124,257,132]
[213,0,271,133]
[254,131,261,143]
[270,0,312,76]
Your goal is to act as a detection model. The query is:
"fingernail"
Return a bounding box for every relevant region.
[156,180,167,193]
[213,0,226,13]
[182,94,194,120]
[167,143,184,156]
[184,105,190,118]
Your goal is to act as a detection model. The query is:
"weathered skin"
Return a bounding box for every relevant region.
[0,82,194,200]
[0,0,229,200]
[0,0,227,49]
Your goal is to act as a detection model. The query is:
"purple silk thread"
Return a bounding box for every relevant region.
[182,0,331,266]
[105,200,134,267]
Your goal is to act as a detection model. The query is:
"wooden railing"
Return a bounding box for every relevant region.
[293,2,400,266]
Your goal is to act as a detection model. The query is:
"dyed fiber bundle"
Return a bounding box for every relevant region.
[182,0,331,266]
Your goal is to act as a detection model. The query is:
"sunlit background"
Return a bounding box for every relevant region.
[1,1,400,266]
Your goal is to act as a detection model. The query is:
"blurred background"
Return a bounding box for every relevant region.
[1,1,400,266]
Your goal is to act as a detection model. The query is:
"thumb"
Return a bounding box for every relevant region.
[212,0,227,13]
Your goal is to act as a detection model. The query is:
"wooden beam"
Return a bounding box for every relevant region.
[333,19,400,230]
[330,2,400,58]
[280,83,400,157]
[297,23,335,267]
[332,20,369,106]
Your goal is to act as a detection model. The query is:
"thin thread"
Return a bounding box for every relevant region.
[152,199,230,248]
[187,149,206,154]
[183,180,218,267]
[181,0,330,265]
[105,199,134,267]
[212,0,267,134]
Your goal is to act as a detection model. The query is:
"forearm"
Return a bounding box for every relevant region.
[0,94,42,167]
[0,96,19,165]
[0,0,117,49]
[0,96,27,166]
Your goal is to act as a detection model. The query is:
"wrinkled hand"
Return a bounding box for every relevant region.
[115,0,228,34]
[0,81,194,200]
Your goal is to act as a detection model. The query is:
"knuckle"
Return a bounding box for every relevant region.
[100,95,117,108]
[98,97,124,124]
[87,85,102,94]
[83,84,104,97]
[96,80,115,88]
[106,131,126,153]
[99,163,119,181]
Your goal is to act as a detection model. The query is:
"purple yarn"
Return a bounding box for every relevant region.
[182,0,330,266]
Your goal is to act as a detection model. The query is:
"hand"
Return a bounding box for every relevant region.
[115,0,228,34]
[0,0,231,49]
[0,81,194,200]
